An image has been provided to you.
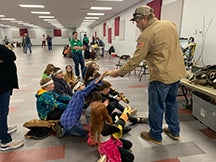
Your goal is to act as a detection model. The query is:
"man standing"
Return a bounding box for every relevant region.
[24,33,32,54]
[109,5,186,145]
[69,31,86,80]
[82,34,89,50]
[96,37,105,58]
[3,36,9,45]
[46,35,52,51]
[0,44,24,151]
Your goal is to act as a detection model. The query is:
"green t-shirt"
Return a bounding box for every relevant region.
[83,37,89,44]
[69,38,83,53]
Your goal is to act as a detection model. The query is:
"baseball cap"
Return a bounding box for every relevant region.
[130,5,154,21]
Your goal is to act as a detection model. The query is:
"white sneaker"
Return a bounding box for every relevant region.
[0,139,24,151]
[8,125,17,134]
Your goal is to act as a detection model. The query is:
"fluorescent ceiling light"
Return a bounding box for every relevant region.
[85,17,99,19]
[0,24,11,27]
[39,16,55,18]
[96,0,123,1]
[48,22,61,24]
[11,20,23,23]
[83,19,96,22]
[43,19,58,21]
[53,25,63,28]
[87,13,104,16]
[0,15,5,17]
[19,4,45,8]
[31,11,50,14]
[90,7,112,10]
[1,18,16,21]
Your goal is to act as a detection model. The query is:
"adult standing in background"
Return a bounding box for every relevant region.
[82,34,89,50]
[109,5,187,145]
[90,36,96,45]
[83,34,91,59]
[69,31,86,80]
[46,35,52,51]
[41,34,46,48]
[0,44,24,151]
[96,37,105,58]
[24,33,32,54]
[3,36,9,45]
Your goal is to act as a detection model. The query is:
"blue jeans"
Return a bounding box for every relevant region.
[148,81,180,141]
[72,52,85,78]
[48,42,52,50]
[66,125,88,137]
[24,43,32,53]
[0,91,12,144]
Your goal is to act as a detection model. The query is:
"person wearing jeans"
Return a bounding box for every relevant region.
[69,31,86,79]
[0,44,24,151]
[148,81,180,142]
[109,5,186,145]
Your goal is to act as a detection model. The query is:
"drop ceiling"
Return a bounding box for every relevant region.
[0,0,143,28]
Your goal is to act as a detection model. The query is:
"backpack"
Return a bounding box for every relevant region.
[108,46,115,55]
[23,119,57,140]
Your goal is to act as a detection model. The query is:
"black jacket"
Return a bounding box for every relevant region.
[52,76,72,96]
[0,44,18,93]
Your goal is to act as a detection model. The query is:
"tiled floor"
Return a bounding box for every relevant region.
[0,46,216,162]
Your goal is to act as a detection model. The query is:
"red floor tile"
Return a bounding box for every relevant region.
[128,85,147,88]
[9,106,17,112]
[153,158,180,162]
[178,108,192,115]
[0,146,65,162]
[199,128,216,139]
[177,95,186,100]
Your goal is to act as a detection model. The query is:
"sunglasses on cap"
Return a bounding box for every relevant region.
[133,13,144,18]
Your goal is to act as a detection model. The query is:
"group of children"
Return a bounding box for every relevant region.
[35,61,148,162]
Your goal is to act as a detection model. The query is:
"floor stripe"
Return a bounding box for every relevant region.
[0,146,65,162]
[199,128,216,139]
[9,107,17,112]
[128,85,147,88]
[178,108,192,115]
[153,158,180,162]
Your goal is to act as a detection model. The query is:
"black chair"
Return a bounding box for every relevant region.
[115,55,131,69]
[137,60,148,81]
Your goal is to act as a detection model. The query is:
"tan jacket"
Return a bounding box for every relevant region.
[119,18,187,84]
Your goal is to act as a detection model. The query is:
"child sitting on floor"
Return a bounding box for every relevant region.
[99,80,148,125]
[89,91,134,162]
[54,72,108,138]
[35,78,71,120]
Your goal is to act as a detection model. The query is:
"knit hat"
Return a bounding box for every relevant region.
[72,81,84,93]
[130,5,154,21]
[40,78,54,88]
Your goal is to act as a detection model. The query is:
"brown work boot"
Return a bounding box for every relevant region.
[163,127,180,140]
[140,131,162,145]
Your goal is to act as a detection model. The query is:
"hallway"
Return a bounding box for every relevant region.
[0,46,216,162]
